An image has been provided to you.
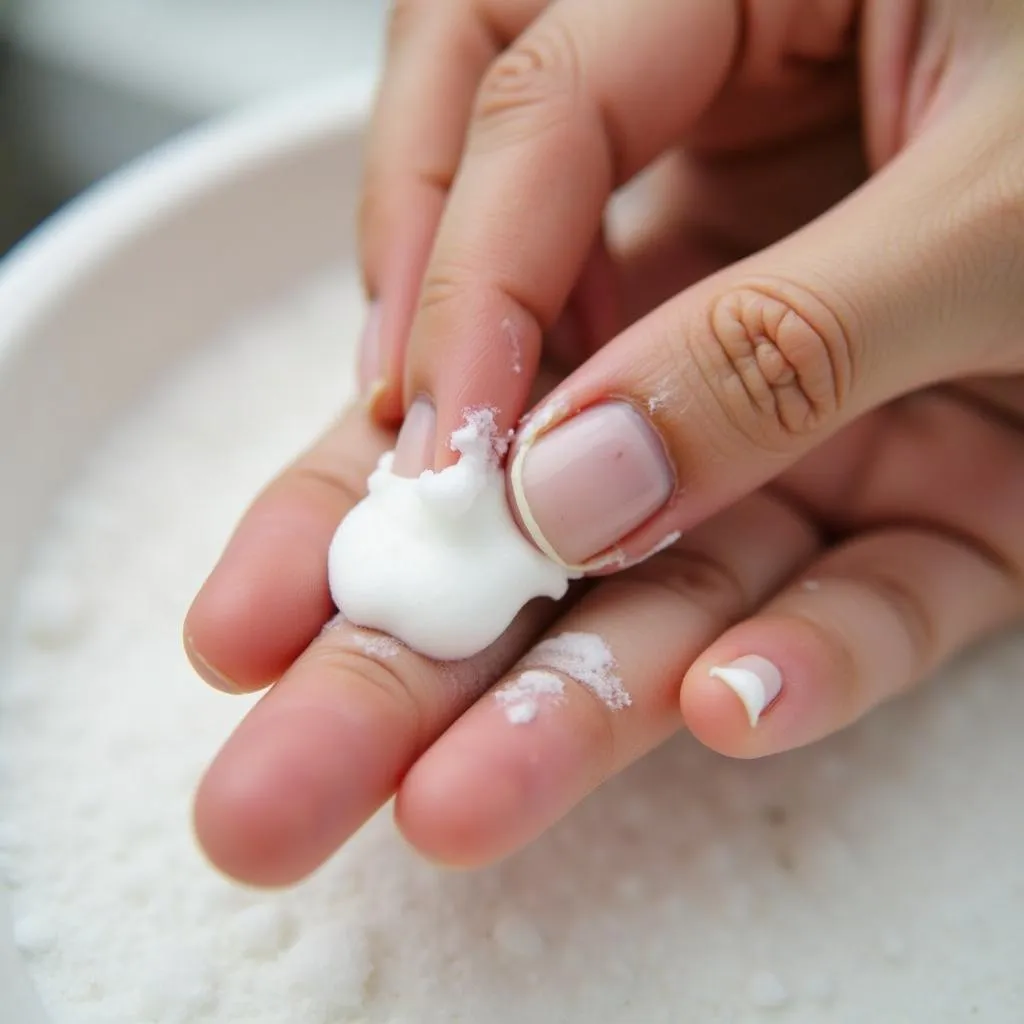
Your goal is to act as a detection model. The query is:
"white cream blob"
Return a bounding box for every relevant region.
[328,409,572,661]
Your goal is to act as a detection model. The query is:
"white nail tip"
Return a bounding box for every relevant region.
[709,655,783,727]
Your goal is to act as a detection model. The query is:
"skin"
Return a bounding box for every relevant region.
[186,0,1024,886]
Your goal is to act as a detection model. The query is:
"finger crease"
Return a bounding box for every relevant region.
[288,464,367,511]
[312,645,428,745]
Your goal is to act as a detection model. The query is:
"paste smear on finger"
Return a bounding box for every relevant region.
[327,408,573,660]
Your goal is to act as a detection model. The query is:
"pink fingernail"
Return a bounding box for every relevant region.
[511,401,674,567]
[392,398,436,477]
[357,301,383,396]
[709,655,783,727]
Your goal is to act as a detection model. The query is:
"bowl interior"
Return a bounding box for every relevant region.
[0,84,367,1023]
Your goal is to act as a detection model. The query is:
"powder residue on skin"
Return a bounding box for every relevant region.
[350,633,401,659]
[502,318,522,376]
[495,670,565,725]
[525,632,631,710]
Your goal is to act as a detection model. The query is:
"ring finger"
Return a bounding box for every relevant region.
[395,490,819,866]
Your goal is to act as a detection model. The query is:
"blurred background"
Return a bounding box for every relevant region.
[0,0,388,256]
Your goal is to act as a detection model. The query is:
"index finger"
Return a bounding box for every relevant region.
[404,0,738,463]
[357,0,506,420]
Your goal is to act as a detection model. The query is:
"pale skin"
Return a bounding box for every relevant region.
[185,0,1024,886]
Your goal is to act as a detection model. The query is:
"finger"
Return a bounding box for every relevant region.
[506,80,1024,572]
[394,491,819,866]
[183,407,392,694]
[193,594,563,886]
[779,389,1024,572]
[683,527,1023,759]
[357,0,534,419]
[404,0,740,461]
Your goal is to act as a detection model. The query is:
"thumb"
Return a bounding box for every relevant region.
[507,87,1024,573]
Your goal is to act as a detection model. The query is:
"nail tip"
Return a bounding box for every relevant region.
[185,641,241,695]
[709,659,781,729]
[362,378,388,415]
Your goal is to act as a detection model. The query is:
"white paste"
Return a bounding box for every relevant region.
[710,655,782,727]
[328,408,572,661]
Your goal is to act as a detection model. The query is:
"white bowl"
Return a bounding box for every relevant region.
[0,79,373,1024]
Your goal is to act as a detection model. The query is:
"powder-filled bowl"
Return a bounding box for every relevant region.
[4,72,1024,1024]
[0,80,372,1024]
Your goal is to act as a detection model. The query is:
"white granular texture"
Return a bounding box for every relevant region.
[748,969,790,1009]
[2,269,1024,1023]
[495,669,565,725]
[491,911,545,958]
[525,632,632,710]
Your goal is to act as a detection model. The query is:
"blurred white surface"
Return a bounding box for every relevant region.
[0,83,368,1017]
[8,0,386,191]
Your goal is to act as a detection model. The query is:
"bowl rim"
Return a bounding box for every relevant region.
[0,71,374,375]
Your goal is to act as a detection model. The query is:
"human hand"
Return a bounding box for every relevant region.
[183,379,1024,887]
[184,0,1024,885]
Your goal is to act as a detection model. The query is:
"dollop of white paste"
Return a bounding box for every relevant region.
[328,409,572,661]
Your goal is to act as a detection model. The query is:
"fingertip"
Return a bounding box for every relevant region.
[193,747,317,889]
[193,699,374,887]
[185,558,331,694]
[680,665,765,759]
[183,625,241,695]
[184,494,338,693]
[395,736,522,869]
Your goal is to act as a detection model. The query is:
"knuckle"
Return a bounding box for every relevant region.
[858,568,936,682]
[692,283,857,450]
[416,265,471,319]
[471,22,581,148]
[313,641,427,737]
[621,549,749,619]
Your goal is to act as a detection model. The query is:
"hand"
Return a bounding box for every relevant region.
[184,379,1024,887]
[185,0,1024,885]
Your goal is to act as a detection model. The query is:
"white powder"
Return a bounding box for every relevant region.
[748,969,789,1009]
[524,632,632,710]
[491,911,544,957]
[350,632,402,659]
[502,317,522,375]
[12,913,57,957]
[881,933,908,963]
[16,575,89,649]
[495,669,565,725]
[1,270,1024,1023]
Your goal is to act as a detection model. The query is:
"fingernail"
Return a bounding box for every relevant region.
[357,301,383,396]
[185,637,241,695]
[709,655,783,727]
[392,398,436,477]
[511,401,673,567]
